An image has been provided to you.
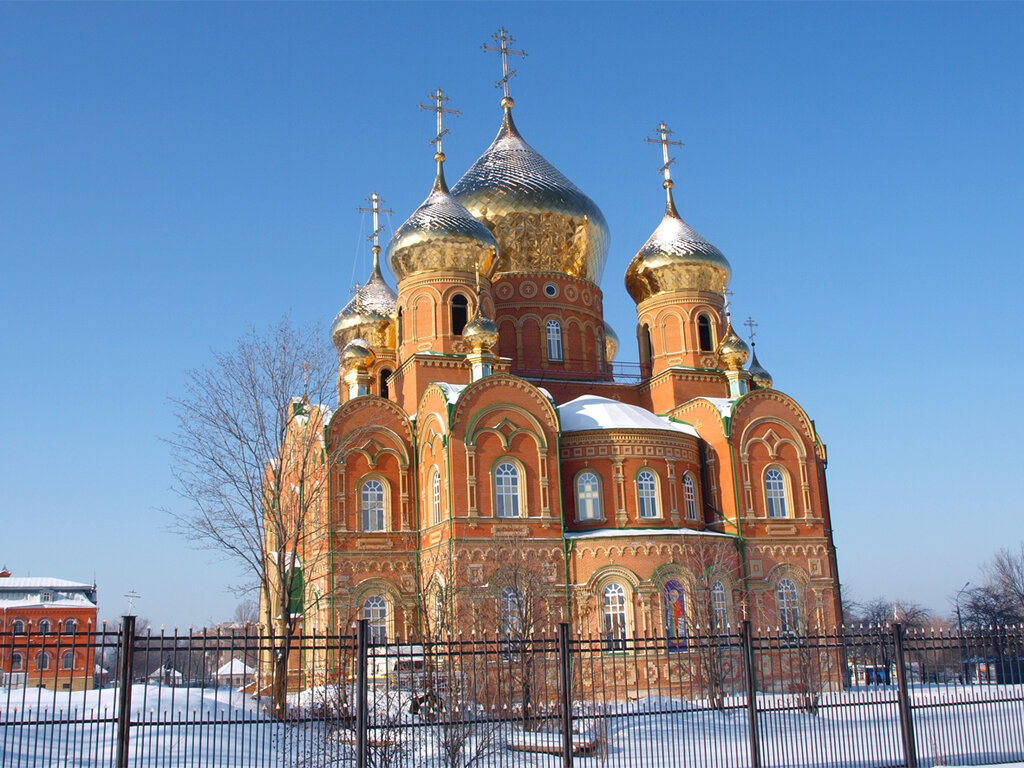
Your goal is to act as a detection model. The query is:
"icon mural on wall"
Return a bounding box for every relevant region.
[663,579,688,650]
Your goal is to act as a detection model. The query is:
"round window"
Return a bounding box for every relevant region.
[543,283,558,298]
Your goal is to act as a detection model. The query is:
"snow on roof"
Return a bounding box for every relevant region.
[558,395,698,437]
[564,528,736,541]
[215,659,254,677]
[698,397,734,420]
[0,577,93,590]
[148,666,183,679]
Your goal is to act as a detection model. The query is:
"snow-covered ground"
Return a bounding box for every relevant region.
[2,682,1022,767]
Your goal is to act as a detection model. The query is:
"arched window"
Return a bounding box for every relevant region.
[434,587,445,635]
[576,471,601,521]
[11,653,23,672]
[602,583,627,650]
[379,369,392,399]
[12,619,25,635]
[637,470,659,518]
[363,595,388,645]
[397,308,404,346]
[61,650,75,671]
[361,479,386,532]
[499,586,524,638]
[451,294,469,335]
[36,652,50,671]
[711,581,728,632]
[38,619,52,635]
[765,468,788,518]
[494,462,520,518]
[683,473,698,521]
[698,314,713,352]
[431,469,442,525]
[64,619,77,634]
[777,579,800,633]
[546,320,563,362]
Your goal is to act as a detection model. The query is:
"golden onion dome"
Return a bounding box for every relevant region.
[603,321,619,363]
[625,183,731,304]
[718,323,750,370]
[452,105,609,283]
[330,252,396,352]
[387,156,498,283]
[748,346,773,389]
[341,338,376,371]
[462,312,499,350]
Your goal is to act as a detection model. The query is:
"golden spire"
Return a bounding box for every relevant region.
[418,88,460,191]
[483,28,527,110]
[645,122,684,216]
[356,192,393,272]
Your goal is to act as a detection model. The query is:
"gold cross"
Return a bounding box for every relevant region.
[722,288,734,320]
[417,88,460,158]
[744,316,758,344]
[483,28,527,100]
[349,282,362,312]
[357,192,393,255]
[645,122,683,183]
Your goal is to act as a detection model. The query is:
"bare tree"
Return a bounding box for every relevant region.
[168,317,335,716]
[962,543,1024,627]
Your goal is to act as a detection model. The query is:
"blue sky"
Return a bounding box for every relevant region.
[2,3,1021,627]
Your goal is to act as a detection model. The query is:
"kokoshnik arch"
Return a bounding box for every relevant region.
[261,32,842,674]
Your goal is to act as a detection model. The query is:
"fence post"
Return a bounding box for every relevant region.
[115,615,136,768]
[741,620,761,768]
[892,622,917,768]
[355,619,369,768]
[558,622,574,768]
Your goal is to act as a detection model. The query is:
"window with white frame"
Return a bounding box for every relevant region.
[432,469,442,525]
[637,470,659,518]
[777,579,800,633]
[499,586,524,638]
[11,653,24,671]
[363,595,388,645]
[765,468,788,518]
[12,619,25,635]
[494,462,520,518]
[61,650,75,671]
[361,478,386,531]
[602,583,627,650]
[576,471,601,521]
[711,581,728,632]
[546,320,563,362]
[36,652,50,671]
[683,473,698,521]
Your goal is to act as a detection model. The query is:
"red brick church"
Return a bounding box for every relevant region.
[269,39,842,658]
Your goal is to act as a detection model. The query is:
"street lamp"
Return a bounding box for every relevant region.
[955,581,970,684]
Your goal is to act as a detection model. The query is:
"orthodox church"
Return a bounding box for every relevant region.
[294,34,842,651]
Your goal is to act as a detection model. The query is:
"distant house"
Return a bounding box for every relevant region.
[0,568,98,691]
[213,658,254,689]
[147,664,183,687]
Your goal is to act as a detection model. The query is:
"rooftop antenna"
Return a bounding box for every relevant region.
[483,28,527,107]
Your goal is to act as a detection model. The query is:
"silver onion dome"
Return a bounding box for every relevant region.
[330,254,397,352]
[387,161,499,283]
[452,108,609,283]
[625,187,731,303]
[748,346,774,389]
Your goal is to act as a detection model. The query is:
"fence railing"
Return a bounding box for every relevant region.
[2,619,1023,767]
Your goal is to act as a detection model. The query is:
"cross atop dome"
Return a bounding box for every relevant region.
[357,192,393,260]
[483,28,526,109]
[646,122,684,215]
[744,316,759,344]
[417,88,460,162]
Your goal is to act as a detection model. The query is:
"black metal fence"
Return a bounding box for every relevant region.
[2,619,1023,767]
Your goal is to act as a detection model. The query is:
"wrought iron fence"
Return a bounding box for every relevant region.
[2,619,1023,767]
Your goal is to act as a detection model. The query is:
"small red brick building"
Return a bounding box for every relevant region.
[0,569,99,691]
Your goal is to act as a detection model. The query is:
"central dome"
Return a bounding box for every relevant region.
[452,108,609,284]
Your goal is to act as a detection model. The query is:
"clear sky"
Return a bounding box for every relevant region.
[2,3,1021,628]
